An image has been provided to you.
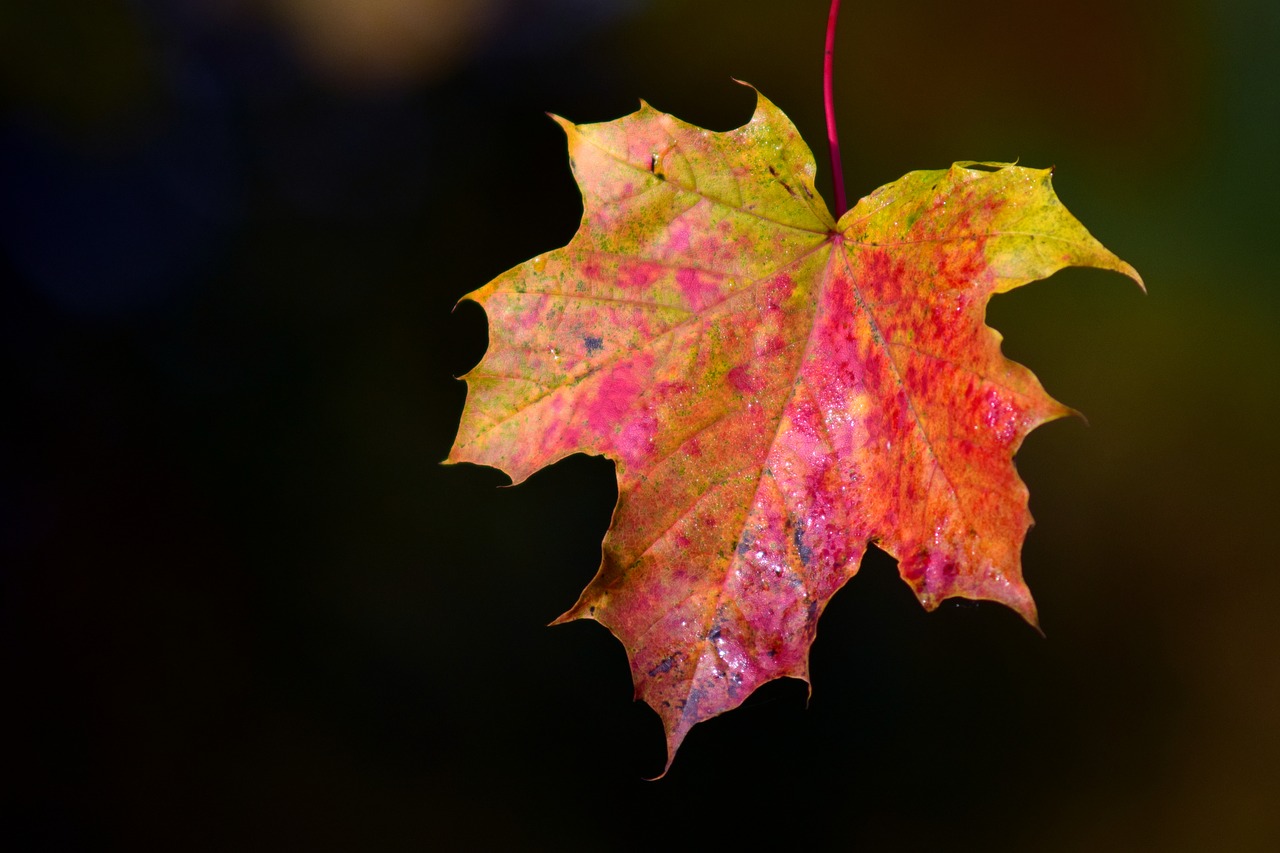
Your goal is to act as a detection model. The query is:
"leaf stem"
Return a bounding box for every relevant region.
[824,0,848,220]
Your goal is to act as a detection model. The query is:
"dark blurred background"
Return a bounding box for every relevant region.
[2,0,1276,849]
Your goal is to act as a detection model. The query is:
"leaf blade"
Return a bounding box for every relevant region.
[447,90,1141,773]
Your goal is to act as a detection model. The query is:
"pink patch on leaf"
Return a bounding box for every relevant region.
[616,413,658,467]
[618,260,663,290]
[666,222,691,255]
[676,267,721,310]
[765,273,795,309]
[586,358,649,434]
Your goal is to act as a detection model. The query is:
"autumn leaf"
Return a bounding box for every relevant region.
[447,87,1141,773]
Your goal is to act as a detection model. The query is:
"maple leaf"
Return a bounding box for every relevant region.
[447,87,1141,773]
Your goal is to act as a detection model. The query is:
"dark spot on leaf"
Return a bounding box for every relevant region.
[584,335,603,353]
[648,653,681,677]
[682,688,705,719]
[707,626,722,643]
[767,165,779,177]
[793,520,813,567]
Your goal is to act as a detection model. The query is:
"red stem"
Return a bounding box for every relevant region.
[824,0,848,219]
